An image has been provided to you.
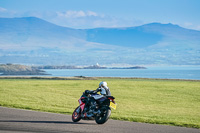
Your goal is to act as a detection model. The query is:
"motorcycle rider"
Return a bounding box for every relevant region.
[96,81,111,96]
[86,81,111,114]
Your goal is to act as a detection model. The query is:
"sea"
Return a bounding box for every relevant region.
[43,66,200,80]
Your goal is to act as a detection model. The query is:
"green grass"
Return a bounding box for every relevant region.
[0,78,200,128]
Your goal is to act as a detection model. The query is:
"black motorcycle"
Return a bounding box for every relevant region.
[72,90,117,124]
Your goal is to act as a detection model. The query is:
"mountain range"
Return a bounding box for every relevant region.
[0,17,199,66]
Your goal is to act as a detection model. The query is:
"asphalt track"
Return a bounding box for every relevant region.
[0,107,199,133]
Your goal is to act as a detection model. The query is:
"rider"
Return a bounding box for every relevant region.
[96,81,111,96]
[86,81,111,114]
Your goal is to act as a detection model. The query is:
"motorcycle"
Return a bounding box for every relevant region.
[72,90,117,124]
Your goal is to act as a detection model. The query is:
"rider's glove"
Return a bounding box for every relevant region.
[96,88,101,92]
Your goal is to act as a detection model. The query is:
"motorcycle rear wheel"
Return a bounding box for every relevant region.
[95,107,111,124]
[72,106,81,122]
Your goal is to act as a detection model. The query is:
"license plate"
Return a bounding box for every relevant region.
[110,102,117,110]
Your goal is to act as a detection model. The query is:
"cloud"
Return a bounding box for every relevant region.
[51,10,142,29]
[181,22,200,31]
[196,25,200,31]
[87,11,98,17]
[184,22,193,27]
[56,10,99,18]
[0,7,18,17]
[0,7,7,12]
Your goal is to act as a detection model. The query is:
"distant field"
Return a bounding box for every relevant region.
[0,78,199,128]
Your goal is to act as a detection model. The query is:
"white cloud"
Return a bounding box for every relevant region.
[180,22,200,31]
[87,11,98,17]
[196,25,200,31]
[0,7,7,12]
[184,22,193,27]
[56,10,100,18]
[0,7,18,17]
[51,10,143,29]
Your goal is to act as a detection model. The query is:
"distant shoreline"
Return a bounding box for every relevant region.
[34,65,147,70]
[0,64,146,76]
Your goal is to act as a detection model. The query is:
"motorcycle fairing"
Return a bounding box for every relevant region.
[78,98,85,111]
[92,94,104,100]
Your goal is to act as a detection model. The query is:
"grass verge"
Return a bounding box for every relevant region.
[0,78,199,128]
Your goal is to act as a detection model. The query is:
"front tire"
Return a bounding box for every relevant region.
[95,107,111,124]
[72,106,81,122]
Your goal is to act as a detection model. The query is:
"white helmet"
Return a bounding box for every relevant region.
[99,81,108,89]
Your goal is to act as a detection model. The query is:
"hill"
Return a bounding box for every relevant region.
[0,64,47,75]
[85,23,200,48]
[0,17,199,65]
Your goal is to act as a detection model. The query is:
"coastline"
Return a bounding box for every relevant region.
[1,64,199,80]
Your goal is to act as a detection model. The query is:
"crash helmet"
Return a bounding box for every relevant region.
[99,81,108,89]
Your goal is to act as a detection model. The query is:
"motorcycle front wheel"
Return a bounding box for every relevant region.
[72,106,81,122]
[95,107,111,124]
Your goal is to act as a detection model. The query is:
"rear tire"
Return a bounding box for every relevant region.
[72,106,81,122]
[95,107,111,124]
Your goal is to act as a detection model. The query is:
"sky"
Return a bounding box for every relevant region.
[0,0,200,30]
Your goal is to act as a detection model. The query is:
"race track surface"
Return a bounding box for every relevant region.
[0,107,199,133]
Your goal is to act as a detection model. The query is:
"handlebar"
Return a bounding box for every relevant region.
[83,90,97,96]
